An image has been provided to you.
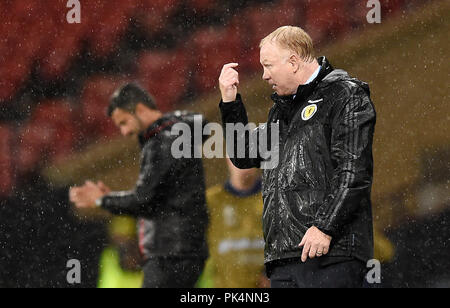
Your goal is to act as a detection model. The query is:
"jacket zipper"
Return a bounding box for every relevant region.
[274,119,286,242]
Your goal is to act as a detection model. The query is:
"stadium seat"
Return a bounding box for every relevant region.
[134,0,179,36]
[9,1,41,20]
[31,100,74,127]
[38,1,87,79]
[15,99,83,171]
[0,55,31,102]
[304,0,350,44]
[17,120,56,174]
[50,125,78,162]
[79,0,106,33]
[16,100,64,173]
[0,80,17,103]
[137,49,189,111]
[0,13,22,64]
[186,0,217,14]
[39,34,82,80]
[381,0,407,16]
[190,26,242,93]
[0,125,13,197]
[22,11,57,61]
[80,76,128,140]
[0,1,7,20]
[344,0,370,29]
[89,2,136,58]
[20,22,43,61]
[27,100,78,163]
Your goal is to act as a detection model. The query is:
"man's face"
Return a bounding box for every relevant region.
[260,42,298,96]
[111,108,143,138]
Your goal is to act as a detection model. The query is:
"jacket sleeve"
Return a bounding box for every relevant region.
[100,139,171,217]
[314,86,376,238]
[219,94,263,169]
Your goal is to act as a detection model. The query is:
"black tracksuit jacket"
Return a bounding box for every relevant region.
[101,111,209,262]
[220,57,376,264]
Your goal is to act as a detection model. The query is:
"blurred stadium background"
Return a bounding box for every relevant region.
[0,0,448,287]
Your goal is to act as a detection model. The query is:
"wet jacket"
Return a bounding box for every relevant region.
[101,111,209,262]
[220,57,376,264]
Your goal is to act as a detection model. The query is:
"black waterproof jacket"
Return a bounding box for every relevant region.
[101,111,209,262]
[220,57,376,264]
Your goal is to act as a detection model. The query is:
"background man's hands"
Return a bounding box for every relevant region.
[97,181,111,195]
[69,181,110,209]
[299,226,332,262]
[219,63,239,103]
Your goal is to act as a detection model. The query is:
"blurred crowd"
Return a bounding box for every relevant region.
[0,0,427,200]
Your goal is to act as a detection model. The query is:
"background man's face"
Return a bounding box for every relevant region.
[260,42,297,96]
[111,108,143,138]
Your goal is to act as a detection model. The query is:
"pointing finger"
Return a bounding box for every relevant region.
[299,235,306,247]
[223,63,239,70]
[301,242,310,262]
[221,64,239,76]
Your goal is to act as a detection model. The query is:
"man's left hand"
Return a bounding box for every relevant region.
[298,226,332,262]
[69,181,107,209]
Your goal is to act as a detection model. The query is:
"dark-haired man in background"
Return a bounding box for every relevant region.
[70,83,209,288]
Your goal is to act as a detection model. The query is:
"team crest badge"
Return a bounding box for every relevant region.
[302,104,318,121]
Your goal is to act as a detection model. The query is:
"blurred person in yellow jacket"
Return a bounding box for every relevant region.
[98,216,143,288]
[198,158,269,288]
[373,226,395,264]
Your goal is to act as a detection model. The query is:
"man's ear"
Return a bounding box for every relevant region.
[289,54,301,73]
[135,102,148,116]
[135,102,160,128]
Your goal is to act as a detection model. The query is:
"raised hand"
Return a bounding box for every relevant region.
[219,63,239,103]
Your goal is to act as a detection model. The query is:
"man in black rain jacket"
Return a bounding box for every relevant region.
[70,83,209,288]
[218,26,376,288]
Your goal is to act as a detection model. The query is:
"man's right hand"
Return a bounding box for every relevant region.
[219,63,239,103]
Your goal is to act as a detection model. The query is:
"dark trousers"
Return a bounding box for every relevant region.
[141,257,205,288]
[267,258,367,288]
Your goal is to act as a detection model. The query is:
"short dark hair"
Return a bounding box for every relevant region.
[107,83,158,117]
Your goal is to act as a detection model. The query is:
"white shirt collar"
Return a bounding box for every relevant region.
[293,66,321,99]
[305,65,321,84]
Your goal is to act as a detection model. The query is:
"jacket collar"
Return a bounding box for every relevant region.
[224,179,262,198]
[270,57,334,124]
[138,115,178,147]
[294,56,334,101]
[271,57,334,103]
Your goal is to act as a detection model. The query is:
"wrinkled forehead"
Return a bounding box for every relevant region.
[260,41,291,63]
